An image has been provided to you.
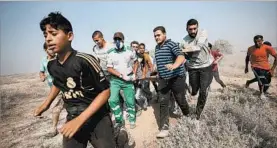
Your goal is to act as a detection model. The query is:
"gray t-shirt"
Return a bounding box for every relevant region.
[180,29,214,69]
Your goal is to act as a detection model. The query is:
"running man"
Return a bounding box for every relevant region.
[130,40,144,116]
[180,19,214,120]
[245,35,277,99]
[153,26,190,138]
[39,42,64,137]
[107,32,138,129]
[209,43,226,89]
[245,41,274,87]
[92,30,114,76]
[34,12,116,148]
[135,43,153,110]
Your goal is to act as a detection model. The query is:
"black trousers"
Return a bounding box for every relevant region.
[188,65,213,118]
[63,114,116,148]
[252,67,272,93]
[158,75,189,130]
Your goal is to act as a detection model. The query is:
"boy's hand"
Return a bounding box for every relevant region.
[60,117,84,139]
[33,105,47,117]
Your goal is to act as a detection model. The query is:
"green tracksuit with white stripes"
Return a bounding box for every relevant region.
[107,45,137,124]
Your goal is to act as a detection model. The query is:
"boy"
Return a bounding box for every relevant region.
[34,12,116,148]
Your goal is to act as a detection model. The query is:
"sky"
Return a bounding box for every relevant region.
[0,1,276,76]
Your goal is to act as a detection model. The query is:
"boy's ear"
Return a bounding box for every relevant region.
[67,31,74,42]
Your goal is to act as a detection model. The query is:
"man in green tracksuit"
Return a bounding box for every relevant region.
[107,32,138,129]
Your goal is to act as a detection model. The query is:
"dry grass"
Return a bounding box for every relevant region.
[0,53,276,148]
[158,86,277,148]
[158,53,277,148]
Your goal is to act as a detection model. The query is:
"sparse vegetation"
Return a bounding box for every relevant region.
[0,54,276,148]
[158,86,277,148]
[214,39,233,54]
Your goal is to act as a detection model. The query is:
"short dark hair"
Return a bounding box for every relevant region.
[139,43,145,48]
[263,41,272,46]
[187,19,198,27]
[153,26,166,33]
[253,35,263,42]
[92,30,103,38]
[208,43,212,49]
[40,12,73,34]
[131,41,139,46]
[43,42,47,50]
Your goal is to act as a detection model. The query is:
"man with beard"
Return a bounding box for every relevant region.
[245,36,277,99]
[180,19,214,120]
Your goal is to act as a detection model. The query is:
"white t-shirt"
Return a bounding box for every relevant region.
[92,42,114,75]
[107,45,137,76]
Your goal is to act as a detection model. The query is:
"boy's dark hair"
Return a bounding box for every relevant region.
[153,26,166,33]
[263,41,272,46]
[130,41,139,46]
[187,19,198,27]
[253,35,263,42]
[92,30,103,38]
[139,43,145,48]
[208,43,212,49]
[40,12,73,34]
[43,42,47,50]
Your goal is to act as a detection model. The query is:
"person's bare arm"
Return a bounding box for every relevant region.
[60,55,111,138]
[271,54,277,75]
[133,60,139,78]
[142,64,147,79]
[173,55,186,69]
[146,58,154,72]
[34,85,60,116]
[166,43,186,71]
[245,48,251,74]
[61,88,110,138]
[214,53,224,64]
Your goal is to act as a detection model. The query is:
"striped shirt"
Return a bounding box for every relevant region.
[155,39,185,79]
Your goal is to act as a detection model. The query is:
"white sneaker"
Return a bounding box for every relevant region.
[260,93,267,99]
[156,130,169,138]
[130,122,136,129]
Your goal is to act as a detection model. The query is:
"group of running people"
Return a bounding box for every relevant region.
[33,12,277,148]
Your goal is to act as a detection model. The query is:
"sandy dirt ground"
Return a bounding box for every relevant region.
[0,52,276,148]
